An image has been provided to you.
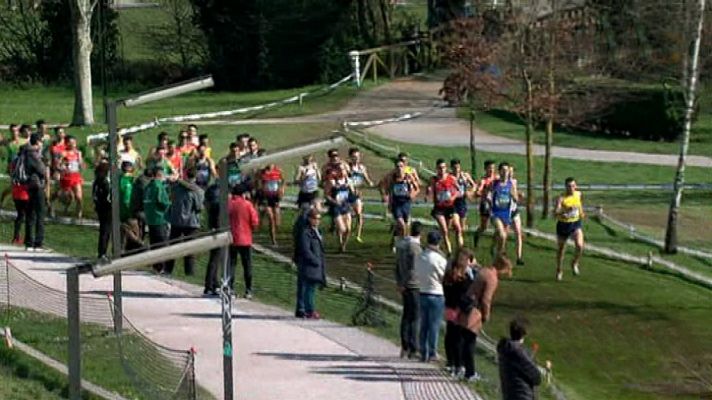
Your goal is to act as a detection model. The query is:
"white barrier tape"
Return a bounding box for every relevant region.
[86,74,354,145]
[343,112,423,128]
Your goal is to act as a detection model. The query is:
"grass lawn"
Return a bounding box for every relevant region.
[456,94,712,157]
[0,356,66,400]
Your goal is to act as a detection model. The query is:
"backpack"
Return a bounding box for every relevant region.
[11,148,29,185]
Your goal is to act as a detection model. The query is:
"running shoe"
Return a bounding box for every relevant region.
[572,264,580,276]
[464,372,483,382]
[556,270,563,281]
[516,258,525,266]
[355,236,363,243]
[244,291,253,300]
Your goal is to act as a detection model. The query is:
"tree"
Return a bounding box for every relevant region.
[69,0,98,126]
[664,0,706,253]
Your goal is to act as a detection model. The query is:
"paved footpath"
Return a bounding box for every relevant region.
[0,244,479,400]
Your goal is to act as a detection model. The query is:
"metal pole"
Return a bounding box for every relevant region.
[107,101,123,333]
[218,159,233,400]
[349,51,361,88]
[469,109,477,177]
[67,267,81,400]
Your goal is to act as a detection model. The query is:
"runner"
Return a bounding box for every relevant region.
[473,160,497,248]
[258,163,285,246]
[177,130,197,169]
[450,159,477,234]
[241,138,262,163]
[295,154,321,210]
[198,134,212,159]
[321,148,349,233]
[187,144,217,189]
[486,162,518,259]
[46,128,67,217]
[554,177,585,281]
[396,152,421,187]
[236,133,250,158]
[428,159,462,254]
[119,135,143,170]
[147,145,177,181]
[509,165,525,265]
[324,164,354,252]
[0,124,24,206]
[187,124,200,146]
[57,136,86,219]
[224,142,243,189]
[380,159,420,250]
[166,140,184,178]
[347,147,374,243]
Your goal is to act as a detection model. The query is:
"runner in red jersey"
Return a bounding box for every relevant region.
[473,160,498,248]
[57,136,85,218]
[428,158,462,254]
[259,163,285,246]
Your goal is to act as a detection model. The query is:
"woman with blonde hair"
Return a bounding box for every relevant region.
[456,255,511,381]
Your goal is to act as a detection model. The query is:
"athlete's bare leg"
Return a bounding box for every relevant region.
[572,229,584,274]
[266,207,277,245]
[72,185,83,219]
[451,214,464,249]
[353,199,364,242]
[435,214,452,255]
[512,214,523,263]
[492,218,509,258]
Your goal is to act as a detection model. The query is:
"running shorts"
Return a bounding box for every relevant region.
[391,200,411,222]
[297,191,317,207]
[454,198,468,219]
[60,173,83,190]
[431,206,455,220]
[556,220,582,239]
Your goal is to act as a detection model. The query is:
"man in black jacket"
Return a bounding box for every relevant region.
[497,318,542,400]
[293,207,326,319]
[92,159,111,259]
[23,134,49,251]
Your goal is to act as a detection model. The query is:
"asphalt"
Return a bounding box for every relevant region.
[0,244,480,400]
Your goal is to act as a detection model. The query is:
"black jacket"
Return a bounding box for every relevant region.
[497,339,542,400]
[443,269,475,311]
[93,176,111,211]
[204,183,221,230]
[294,223,326,285]
[24,145,47,190]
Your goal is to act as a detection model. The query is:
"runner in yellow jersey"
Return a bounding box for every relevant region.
[554,177,585,281]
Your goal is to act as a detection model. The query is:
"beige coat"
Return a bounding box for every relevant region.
[457,266,499,335]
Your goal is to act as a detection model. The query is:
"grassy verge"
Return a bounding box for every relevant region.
[0,350,67,400]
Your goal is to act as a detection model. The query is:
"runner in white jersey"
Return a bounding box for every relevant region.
[295,154,321,210]
[347,147,374,243]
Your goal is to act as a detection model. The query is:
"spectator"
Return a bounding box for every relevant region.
[395,221,423,359]
[144,167,171,273]
[119,161,134,223]
[92,159,111,259]
[414,230,447,362]
[203,179,221,296]
[294,207,326,319]
[443,247,476,377]
[130,168,152,240]
[497,318,542,400]
[23,134,49,251]
[227,183,259,298]
[165,168,204,276]
[457,255,510,381]
[11,179,29,245]
[121,218,144,254]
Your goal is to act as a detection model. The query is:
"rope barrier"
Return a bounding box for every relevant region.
[86,74,354,144]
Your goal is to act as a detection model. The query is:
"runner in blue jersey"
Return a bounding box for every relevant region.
[379,159,420,250]
[483,162,518,258]
[324,165,354,252]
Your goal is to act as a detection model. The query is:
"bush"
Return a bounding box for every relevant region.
[578,84,688,142]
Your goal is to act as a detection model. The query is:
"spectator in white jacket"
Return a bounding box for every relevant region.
[415,230,447,362]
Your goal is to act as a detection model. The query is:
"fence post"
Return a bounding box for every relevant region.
[4,254,9,314]
[349,51,361,88]
[67,267,81,400]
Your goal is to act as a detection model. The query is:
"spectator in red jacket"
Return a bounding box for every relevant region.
[228,183,259,298]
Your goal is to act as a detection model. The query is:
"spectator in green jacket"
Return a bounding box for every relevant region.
[144,166,171,273]
[119,161,134,223]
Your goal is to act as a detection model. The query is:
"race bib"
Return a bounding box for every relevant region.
[303,176,318,192]
[336,189,349,203]
[197,168,210,185]
[67,160,80,173]
[563,207,579,219]
[437,189,452,203]
[393,182,409,197]
[495,193,510,208]
[350,173,364,187]
[228,172,242,186]
[265,180,280,193]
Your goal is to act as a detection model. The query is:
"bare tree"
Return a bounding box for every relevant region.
[664,0,706,253]
[70,0,98,126]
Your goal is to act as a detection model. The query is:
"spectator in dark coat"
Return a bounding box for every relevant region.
[227,183,259,298]
[165,168,204,276]
[203,181,221,296]
[497,318,542,400]
[23,134,49,250]
[395,221,423,359]
[92,159,111,259]
[294,207,326,319]
[130,168,151,240]
[143,167,171,273]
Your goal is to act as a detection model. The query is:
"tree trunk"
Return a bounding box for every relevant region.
[664,0,706,253]
[543,2,557,220]
[524,70,535,229]
[70,0,95,126]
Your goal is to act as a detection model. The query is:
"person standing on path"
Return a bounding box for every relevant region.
[554,177,585,281]
[294,208,326,319]
[227,184,259,298]
[497,318,542,400]
[395,221,423,359]
[165,168,204,276]
[203,179,222,296]
[443,247,476,377]
[143,167,172,273]
[23,134,50,251]
[457,255,509,382]
[92,159,112,259]
[414,231,447,362]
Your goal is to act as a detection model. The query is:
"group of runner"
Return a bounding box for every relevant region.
[1,121,586,280]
